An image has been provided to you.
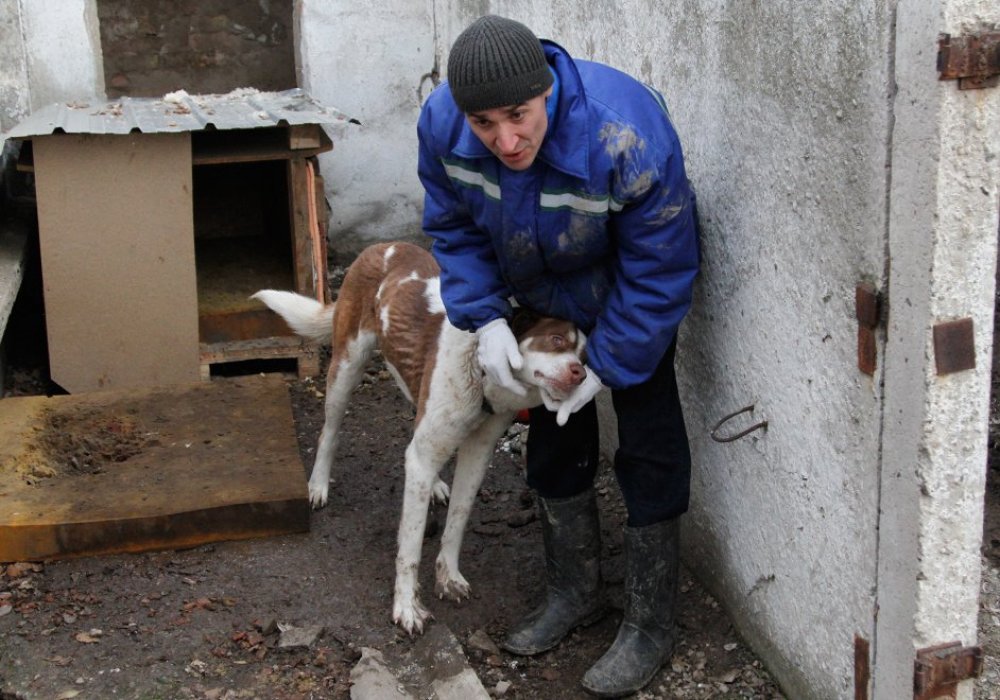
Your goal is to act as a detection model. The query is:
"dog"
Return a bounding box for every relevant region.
[252,241,587,634]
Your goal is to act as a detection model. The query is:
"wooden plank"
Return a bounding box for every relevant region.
[0,375,309,562]
[287,158,317,300]
[199,308,294,344]
[288,124,323,150]
[199,337,320,378]
[312,162,331,303]
[192,128,332,165]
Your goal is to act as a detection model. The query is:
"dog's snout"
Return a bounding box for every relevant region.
[568,362,586,384]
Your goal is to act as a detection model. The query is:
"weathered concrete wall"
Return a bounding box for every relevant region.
[0,0,103,199]
[297,0,437,261]
[877,0,1000,697]
[0,0,30,138]
[443,1,889,697]
[17,0,105,110]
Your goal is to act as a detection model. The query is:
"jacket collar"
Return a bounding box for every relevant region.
[451,40,590,181]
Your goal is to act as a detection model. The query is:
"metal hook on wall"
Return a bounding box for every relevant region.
[710,405,768,443]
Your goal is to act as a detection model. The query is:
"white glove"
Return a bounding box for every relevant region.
[548,367,603,426]
[476,319,526,396]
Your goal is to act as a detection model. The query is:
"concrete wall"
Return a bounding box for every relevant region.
[0,0,104,167]
[425,1,993,698]
[520,2,892,697]
[0,0,30,138]
[297,0,437,260]
[878,1,1000,698]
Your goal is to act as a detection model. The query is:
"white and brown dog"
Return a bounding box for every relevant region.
[252,242,586,634]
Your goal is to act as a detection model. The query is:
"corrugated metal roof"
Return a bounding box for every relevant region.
[4,88,358,139]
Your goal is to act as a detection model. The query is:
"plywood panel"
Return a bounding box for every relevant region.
[32,133,200,393]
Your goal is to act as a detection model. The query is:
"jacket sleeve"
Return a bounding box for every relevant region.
[417,101,513,331]
[584,131,700,390]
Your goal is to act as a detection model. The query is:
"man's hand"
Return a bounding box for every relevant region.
[545,367,603,426]
[476,319,527,396]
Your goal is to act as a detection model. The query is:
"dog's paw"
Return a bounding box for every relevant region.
[434,559,471,602]
[307,481,329,510]
[392,596,433,635]
[432,478,450,505]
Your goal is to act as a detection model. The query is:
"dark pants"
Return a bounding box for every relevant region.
[525,342,691,527]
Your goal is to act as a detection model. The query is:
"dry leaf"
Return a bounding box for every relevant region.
[716,669,740,683]
[6,562,43,578]
[74,631,101,644]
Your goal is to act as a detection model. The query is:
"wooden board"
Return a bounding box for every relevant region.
[0,375,309,562]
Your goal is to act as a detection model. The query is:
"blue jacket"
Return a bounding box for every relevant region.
[418,40,699,390]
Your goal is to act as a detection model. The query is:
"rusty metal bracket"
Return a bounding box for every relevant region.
[914,642,982,699]
[933,318,976,375]
[938,32,1000,89]
[710,405,767,443]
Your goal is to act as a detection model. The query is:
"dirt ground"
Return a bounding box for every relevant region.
[2,322,999,700]
[0,351,786,700]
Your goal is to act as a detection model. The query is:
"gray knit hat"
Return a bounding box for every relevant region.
[447,15,554,113]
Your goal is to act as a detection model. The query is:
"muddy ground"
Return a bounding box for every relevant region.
[1,327,999,700]
[0,352,786,700]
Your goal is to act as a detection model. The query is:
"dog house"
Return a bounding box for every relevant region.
[7,89,355,393]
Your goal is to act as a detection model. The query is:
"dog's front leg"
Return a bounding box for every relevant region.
[392,439,444,635]
[435,412,514,603]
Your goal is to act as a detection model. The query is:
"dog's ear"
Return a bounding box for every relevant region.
[509,308,542,341]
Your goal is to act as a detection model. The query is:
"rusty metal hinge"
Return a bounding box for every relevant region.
[914,642,983,699]
[856,282,881,376]
[855,635,871,700]
[937,32,1000,89]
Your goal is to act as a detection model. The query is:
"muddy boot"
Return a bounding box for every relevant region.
[502,489,606,655]
[581,517,680,698]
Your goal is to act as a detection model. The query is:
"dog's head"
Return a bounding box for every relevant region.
[509,310,588,402]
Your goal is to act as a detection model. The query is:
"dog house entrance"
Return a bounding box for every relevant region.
[192,126,329,379]
[194,158,295,343]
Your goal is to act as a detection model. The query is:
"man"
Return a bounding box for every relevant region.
[417,15,699,698]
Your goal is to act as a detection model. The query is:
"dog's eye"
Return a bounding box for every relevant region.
[550,335,566,350]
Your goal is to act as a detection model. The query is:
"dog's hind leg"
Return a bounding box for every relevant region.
[309,332,376,508]
[434,412,514,603]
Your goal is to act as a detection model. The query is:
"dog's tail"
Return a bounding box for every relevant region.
[251,290,334,344]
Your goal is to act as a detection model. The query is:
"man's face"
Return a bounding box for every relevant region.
[465,87,552,171]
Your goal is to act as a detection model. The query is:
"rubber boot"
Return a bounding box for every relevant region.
[502,489,606,655]
[581,517,680,698]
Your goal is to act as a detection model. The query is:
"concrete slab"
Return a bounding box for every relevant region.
[350,648,416,700]
[0,374,309,561]
[349,624,491,700]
